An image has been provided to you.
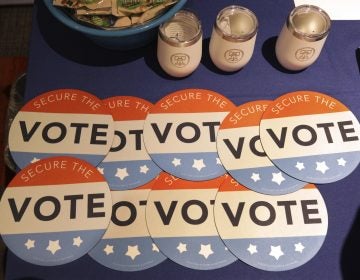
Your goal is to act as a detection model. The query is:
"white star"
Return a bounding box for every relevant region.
[103,244,114,255]
[216,157,222,165]
[198,244,214,259]
[272,172,285,185]
[140,165,149,174]
[269,245,284,260]
[193,159,206,171]
[97,167,104,174]
[247,243,258,255]
[251,173,261,182]
[172,158,181,167]
[294,242,305,253]
[31,157,40,163]
[115,168,129,180]
[24,239,35,250]
[46,240,61,255]
[177,242,187,253]
[152,243,160,253]
[316,161,329,174]
[295,162,305,171]
[337,157,347,167]
[125,245,141,260]
[73,236,83,247]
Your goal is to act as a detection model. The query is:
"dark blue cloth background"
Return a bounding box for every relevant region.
[5,0,360,279]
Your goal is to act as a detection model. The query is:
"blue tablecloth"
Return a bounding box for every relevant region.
[5,0,360,279]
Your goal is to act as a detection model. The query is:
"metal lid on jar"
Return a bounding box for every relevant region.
[214,6,258,42]
[287,5,331,42]
[159,10,202,47]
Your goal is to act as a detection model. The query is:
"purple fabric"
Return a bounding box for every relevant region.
[5,0,360,279]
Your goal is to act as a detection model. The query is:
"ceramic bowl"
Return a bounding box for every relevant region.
[43,0,188,50]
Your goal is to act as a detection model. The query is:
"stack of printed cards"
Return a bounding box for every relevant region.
[0,88,359,272]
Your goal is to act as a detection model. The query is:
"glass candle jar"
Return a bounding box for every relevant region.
[275,5,331,71]
[209,6,258,72]
[157,10,202,78]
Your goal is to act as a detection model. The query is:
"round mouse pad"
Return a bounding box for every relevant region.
[97,96,161,190]
[143,89,235,181]
[88,179,167,271]
[0,156,112,266]
[145,172,237,270]
[9,88,115,169]
[217,100,306,195]
[214,175,328,271]
[259,91,360,184]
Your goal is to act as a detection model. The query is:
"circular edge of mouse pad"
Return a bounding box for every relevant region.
[8,88,115,169]
[0,156,112,266]
[214,175,328,271]
[217,100,307,195]
[98,96,161,190]
[88,179,167,271]
[145,172,237,270]
[143,89,236,181]
[259,91,360,184]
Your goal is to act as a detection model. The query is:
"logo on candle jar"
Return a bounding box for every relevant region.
[171,53,190,68]
[295,47,315,61]
[224,49,244,63]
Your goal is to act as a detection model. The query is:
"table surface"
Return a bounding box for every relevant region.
[5,0,360,279]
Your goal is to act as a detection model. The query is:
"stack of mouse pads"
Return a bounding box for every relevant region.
[1,88,359,272]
